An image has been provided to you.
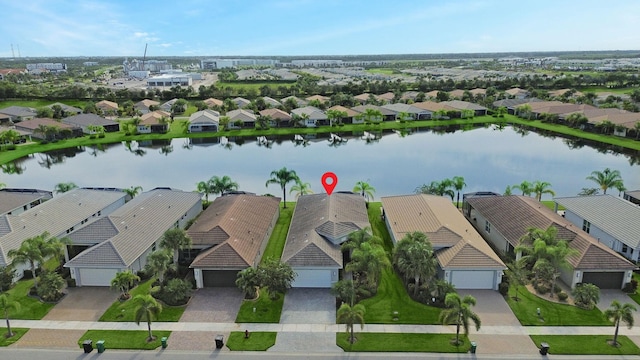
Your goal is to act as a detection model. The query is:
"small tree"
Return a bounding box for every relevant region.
[572,283,600,310]
[257,258,296,300]
[353,181,375,203]
[236,267,259,299]
[37,271,65,302]
[0,293,20,338]
[111,271,140,300]
[145,250,173,290]
[0,266,16,292]
[604,300,636,347]
[133,294,163,342]
[337,302,366,344]
[161,278,193,306]
[438,293,481,346]
[331,279,357,306]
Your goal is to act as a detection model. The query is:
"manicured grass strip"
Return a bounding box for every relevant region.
[530,335,640,355]
[260,202,295,262]
[99,279,185,322]
[226,331,277,351]
[0,328,29,346]
[629,272,640,305]
[506,285,610,326]
[236,288,284,323]
[78,330,171,350]
[361,203,442,324]
[4,280,55,319]
[540,201,564,211]
[337,332,470,353]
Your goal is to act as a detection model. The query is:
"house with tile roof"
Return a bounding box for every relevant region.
[259,108,291,128]
[554,195,640,263]
[624,190,640,206]
[188,194,281,287]
[226,109,256,129]
[0,188,52,216]
[306,95,330,104]
[134,99,160,114]
[203,97,224,108]
[291,106,328,127]
[351,104,396,122]
[62,113,120,133]
[0,188,126,280]
[189,109,220,133]
[232,97,251,109]
[95,100,119,115]
[138,111,170,134]
[441,100,488,116]
[0,106,37,122]
[327,105,361,124]
[382,103,432,120]
[280,96,308,108]
[382,194,505,290]
[47,102,82,116]
[505,87,530,99]
[464,195,635,289]
[64,188,202,286]
[262,96,282,108]
[14,118,82,140]
[376,92,395,104]
[282,193,370,288]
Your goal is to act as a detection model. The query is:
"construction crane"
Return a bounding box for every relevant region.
[141,43,148,71]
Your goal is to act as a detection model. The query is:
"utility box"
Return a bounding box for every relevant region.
[540,342,550,355]
[96,340,105,353]
[215,335,224,349]
[82,339,93,353]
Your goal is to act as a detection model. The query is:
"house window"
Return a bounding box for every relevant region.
[485,221,491,233]
[622,244,628,253]
[582,220,590,233]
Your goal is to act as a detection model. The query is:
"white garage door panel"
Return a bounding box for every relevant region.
[79,268,118,287]
[451,270,495,289]
[292,269,333,288]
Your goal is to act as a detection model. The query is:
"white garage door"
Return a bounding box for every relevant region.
[451,270,495,290]
[78,268,119,287]
[292,269,333,288]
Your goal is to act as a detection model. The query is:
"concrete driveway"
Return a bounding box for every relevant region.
[179,287,244,323]
[598,289,640,323]
[279,288,336,324]
[42,287,118,321]
[457,290,520,326]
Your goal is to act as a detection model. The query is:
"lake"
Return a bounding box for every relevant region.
[2,125,639,201]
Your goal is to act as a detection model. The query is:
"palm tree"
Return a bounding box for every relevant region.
[337,302,366,344]
[133,294,163,342]
[572,283,600,310]
[362,108,383,123]
[393,232,437,296]
[353,181,375,203]
[346,241,390,288]
[290,180,313,199]
[0,293,20,338]
[604,300,637,347]
[196,179,215,203]
[513,180,534,196]
[438,293,481,346]
[210,175,239,196]
[144,250,173,290]
[123,185,143,199]
[532,180,555,201]
[8,236,47,290]
[326,109,347,126]
[111,271,140,300]
[451,176,466,208]
[54,182,78,194]
[159,228,192,265]
[265,167,299,209]
[614,183,627,197]
[235,267,259,299]
[586,168,624,195]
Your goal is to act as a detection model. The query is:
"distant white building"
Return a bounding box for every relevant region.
[26,63,67,73]
[200,58,279,69]
[147,74,193,87]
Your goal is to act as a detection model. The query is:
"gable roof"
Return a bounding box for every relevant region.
[280,96,307,106]
[351,104,396,116]
[62,113,118,127]
[226,109,256,122]
[382,194,505,269]
[259,108,291,121]
[555,195,640,249]
[306,95,329,103]
[203,98,224,107]
[262,96,282,107]
[0,189,52,216]
[505,87,529,96]
[140,111,171,125]
[382,103,431,114]
[466,195,634,270]
[0,106,37,118]
[188,194,280,268]
[413,101,455,112]
[134,99,160,110]
[441,100,487,111]
[96,100,119,111]
[65,189,202,268]
[14,118,77,131]
[282,193,370,268]
[189,109,220,124]
[47,102,82,114]
[232,97,251,107]
[291,106,327,119]
[327,105,360,117]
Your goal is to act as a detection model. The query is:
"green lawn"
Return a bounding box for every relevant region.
[627,272,640,305]
[3,280,55,319]
[99,279,185,322]
[260,202,295,262]
[235,288,284,323]
[506,285,611,326]
[540,201,564,211]
[530,335,640,355]
[360,203,442,324]
[0,99,89,109]
[217,81,294,91]
[0,328,29,346]
[337,332,470,353]
[226,331,277,351]
[578,87,635,94]
[78,330,171,350]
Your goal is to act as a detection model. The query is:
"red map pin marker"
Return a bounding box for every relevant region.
[321,172,338,195]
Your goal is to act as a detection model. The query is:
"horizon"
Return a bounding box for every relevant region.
[2,0,640,58]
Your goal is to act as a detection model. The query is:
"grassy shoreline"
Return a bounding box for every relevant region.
[1,115,638,165]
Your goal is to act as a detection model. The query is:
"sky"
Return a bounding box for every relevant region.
[1,0,640,58]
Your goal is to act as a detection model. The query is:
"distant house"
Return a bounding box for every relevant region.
[401,91,420,102]
[291,106,327,127]
[448,89,466,99]
[505,87,530,99]
[134,99,160,114]
[351,104,396,121]
[554,195,640,262]
[382,194,506,290]
[189,109,220,133]
[0,188,53,216]
[464,195,635,289]
[282,193,370,288]
[14,118,82,139]
[95,100,119,116]
[226,109,256,129]
[376,92,395,104]
[0,68,27,80]
[259,108,291,128]
[353,93,372,105]
[382,103,432,120]
[47,102,82,116]
[306,95,330,104]
[62,113,120,133]
[138,111,171,134]
[425,90,441,99]
[441,100,488,117]
[232,97,251,109]
[203,98,224,108]
[262,96,282,108]
[0,106,37,122]
[623,190,640,206]
[469,88,487,98]
[326,105,360,124]
[280,96,308,108]
[159,98,178,112]
[188,194,281,288]
[64,188,202,287]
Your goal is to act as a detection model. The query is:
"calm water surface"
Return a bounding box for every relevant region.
[2,126,639,200]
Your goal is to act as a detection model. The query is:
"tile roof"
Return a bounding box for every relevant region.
[262,97,282,107]
[0,189,126,266]
[306,95,330,103]
[441,100,487,111]
[351,105,396,116]
[47,103,82,114]
[203,98,224,107]
[189,109,220,124]
[555,195,640,249]
[62,113,118,127]
[382,194,505,270]
[134,99,160,109]
[327,105,360,117]
[0,189,52,216]
[412,101,454,112]
[291,106,327,119]
[65,189,201,268]
[14,118,76,131]
[280,96,308,106]
[259,108,291,121]
[466,195,634,270]
[505,87,529,96]
[96,100,119,111]
[0,106,37,117]
[382,103,431,114]
[226,109,256,122]
[188,194,281,268]
[282,193,370,268]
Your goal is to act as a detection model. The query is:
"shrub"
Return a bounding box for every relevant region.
[136,269,152,281]
[153,278,193,306]
[37,271,65,302]
[0,266,16,292]
[498,282,509,296]
[535,284,550,294]
[98,133,105,138]
[553,285,562,294]
[622,279,638,293]
[89,135,96,139]
[572,283,600,310]
[557,292,568,301]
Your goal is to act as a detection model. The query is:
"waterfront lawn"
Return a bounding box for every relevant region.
[236,288,284,323]
[4,280,55,319]
[99,278,185,322]
[530,335,640,355]
[0,328,29,346]
[360,203,441,324]
[337,332,470,353]
[226,331,277,351]
[506,285,610,326]
[78,330,171,350]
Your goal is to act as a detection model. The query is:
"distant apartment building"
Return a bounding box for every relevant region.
[147,74,193,87]
[200,58,279,69]
[123,58,172,74]
[26,63,67,74]
[83,62,99,66]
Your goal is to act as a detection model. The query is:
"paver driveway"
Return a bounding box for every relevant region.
[458,289,520,326]
[179,287,244,322]
[598,289,640,323]
[43,287,118,321]
[279,288,336,324]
